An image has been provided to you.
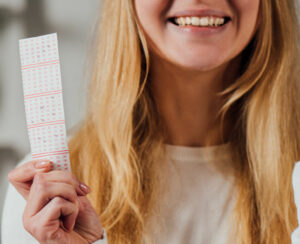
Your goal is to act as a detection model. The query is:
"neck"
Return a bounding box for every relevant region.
[150,53,241,147]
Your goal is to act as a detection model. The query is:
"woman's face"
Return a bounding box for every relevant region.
[134,0,260,72]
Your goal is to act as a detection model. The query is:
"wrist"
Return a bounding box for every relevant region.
[91,228,107,244]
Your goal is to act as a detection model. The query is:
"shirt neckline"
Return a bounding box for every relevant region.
[163,142,232,163]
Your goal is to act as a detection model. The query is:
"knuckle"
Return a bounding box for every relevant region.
[72,177,78,187]
[71,173,78,182]
[57,171,74,185]
[22,213,30,232]
[52,196,65,206]
[33,178,48,194]
[74,198,80,211]
[31,223,46,241]
[68,190,77,203]
[65,174,74,185]
[64,172,76,186]
[79,197,89,211]
[47,230,61,240]
[22,216,43,240]
[8,161,36,183]
[34,172,45,182]
[35,184,47,196]
[29,221,39,236]
[28,160,39,165]
[33,172,48,188]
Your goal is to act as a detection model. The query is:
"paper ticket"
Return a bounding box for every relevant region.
[19,33,71,171]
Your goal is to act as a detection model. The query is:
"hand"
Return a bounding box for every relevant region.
[8,160,104,244]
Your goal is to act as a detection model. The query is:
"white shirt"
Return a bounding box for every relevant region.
[292,162,300,244]
[1,143,237,244]
[144,143,236,244]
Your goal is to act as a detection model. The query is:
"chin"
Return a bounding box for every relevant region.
[173,58,225,72]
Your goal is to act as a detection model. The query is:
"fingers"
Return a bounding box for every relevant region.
[26,179,78,218]
[23,172,82,242]
[23,196,79,242]
[42,170,90,196]
[36,197,78,232]
[8,159,90,200]
[8,160,53,200]
[25,170,90,218]
[9,160,52,182]
[13,160,97,243]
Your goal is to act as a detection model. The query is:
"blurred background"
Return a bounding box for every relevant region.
[0,0,100,240]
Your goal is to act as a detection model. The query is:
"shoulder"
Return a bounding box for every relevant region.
[1,154,38,244]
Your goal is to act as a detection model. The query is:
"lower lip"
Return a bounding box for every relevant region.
[167,21,230,36]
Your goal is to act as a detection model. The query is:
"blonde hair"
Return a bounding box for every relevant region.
[69,0,300,243]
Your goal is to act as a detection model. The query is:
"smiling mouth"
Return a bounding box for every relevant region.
[168,16,231,28]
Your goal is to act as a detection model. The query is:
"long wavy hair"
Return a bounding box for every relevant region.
[69,0,300,243]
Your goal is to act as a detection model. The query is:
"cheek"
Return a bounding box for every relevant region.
[227,0,260,56]
[232,0,260,36]
[135,0,168,25]
[134,0,169,48]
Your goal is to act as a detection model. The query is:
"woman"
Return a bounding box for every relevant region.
[3,0,300,243]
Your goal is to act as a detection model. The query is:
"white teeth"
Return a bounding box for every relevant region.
[186,17,191,25]
[191,17,200,25]
[174,16,226,27]
[200,17,209,26]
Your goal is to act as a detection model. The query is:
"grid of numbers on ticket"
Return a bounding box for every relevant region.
[19,33,70,171]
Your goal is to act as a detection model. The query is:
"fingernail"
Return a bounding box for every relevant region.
[79,182,90,194]
[35,161,52,169]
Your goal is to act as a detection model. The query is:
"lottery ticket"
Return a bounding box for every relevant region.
[19,33,71,171]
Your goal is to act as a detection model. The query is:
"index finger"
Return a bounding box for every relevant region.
[8,159,53,199]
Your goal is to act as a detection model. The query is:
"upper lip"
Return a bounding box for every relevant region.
[168,8,231,20]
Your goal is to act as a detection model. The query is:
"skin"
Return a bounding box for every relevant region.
[8,160,104,243]
[8,0,260,243]
[135,0,260,146]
